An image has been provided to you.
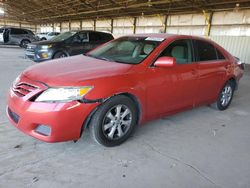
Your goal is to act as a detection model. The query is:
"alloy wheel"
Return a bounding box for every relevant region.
[220,85,233,107]
[102,104,132,140]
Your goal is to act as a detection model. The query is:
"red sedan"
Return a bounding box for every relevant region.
[6,34,244,146]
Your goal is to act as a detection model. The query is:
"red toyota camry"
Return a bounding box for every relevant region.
[7,34,244,146]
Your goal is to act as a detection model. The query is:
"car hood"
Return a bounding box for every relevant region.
[31,40,63,46]
[23,55,133,86]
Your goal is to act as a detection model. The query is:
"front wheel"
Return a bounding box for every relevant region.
[90,95,138,147]
[53,51,67,59]
[214,81,235,111]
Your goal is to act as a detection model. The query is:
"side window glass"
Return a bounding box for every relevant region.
[78,32,88,42]
[10,28,19,34]
[89,33,102,42]
[159,39,192,64]
[103,33,113,41]
[21,30,28,34]
[72,34,81,43]
[195,40,217,61]
[216,48,225,60]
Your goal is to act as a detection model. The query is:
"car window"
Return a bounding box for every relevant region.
[78,32,88,42]
[100,33,113,41]
[88,37,162,64]
[195,40,217,61]
[51,31,76,42]
[10,28,21,35]
[89,32,106,42]
[10,28,28,35]
[72,32,88,43]
[89,32,100,41]
[159,39,193,64]
[216,48,225,60]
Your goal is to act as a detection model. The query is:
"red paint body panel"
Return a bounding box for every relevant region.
[6,34,244,142]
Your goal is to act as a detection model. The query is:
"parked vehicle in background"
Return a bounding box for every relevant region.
[0,27,38,48]
[7,34,244,146]
[25,30,114,62]
[36,32,60,41]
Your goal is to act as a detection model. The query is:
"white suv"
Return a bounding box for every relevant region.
[36,32,60,41]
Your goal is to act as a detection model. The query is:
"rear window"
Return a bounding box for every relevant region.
[195,40,217,61]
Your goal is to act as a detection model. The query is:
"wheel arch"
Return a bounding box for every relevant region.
[79,92,142,137]
[52,50,69,59]
[228,76,238,90]
[20,39,31,46]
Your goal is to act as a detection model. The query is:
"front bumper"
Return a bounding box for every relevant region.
[6,77,99,142]
[25,48,54,62]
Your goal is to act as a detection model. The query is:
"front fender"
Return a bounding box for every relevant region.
[82,74,147,122]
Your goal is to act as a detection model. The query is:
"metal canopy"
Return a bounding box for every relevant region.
[1,0,250,24]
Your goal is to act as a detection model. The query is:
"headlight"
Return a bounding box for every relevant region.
[41,45,52,49]
[13,75,21,86]
[35,86,93,102]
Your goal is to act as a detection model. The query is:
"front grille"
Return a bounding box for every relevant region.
[8,108,20,124]
[12,82,38,97]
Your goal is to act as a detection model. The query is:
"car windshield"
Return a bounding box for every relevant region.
[87,36,163,64]
[50,31,76,42]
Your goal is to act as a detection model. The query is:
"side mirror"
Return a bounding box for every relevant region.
[154,57,176,68]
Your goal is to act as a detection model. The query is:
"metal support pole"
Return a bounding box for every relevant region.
[80,20,82,30]
[94,19,96,31]
[164,15,168,33]
[133,17,137,34]
[69,20,71,31]
[203,10,213,37]
[111,19,114,33]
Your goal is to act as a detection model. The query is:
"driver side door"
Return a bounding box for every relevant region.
[146,39,199,119]
[70,32,89,55]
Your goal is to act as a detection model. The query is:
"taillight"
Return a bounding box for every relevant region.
[235,57,245,70]
[237,60,245,70]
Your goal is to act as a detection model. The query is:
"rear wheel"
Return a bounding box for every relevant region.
[90,95,138,147]
[53,51,67,59]
[213,81,235,111]
[20,39,30,48]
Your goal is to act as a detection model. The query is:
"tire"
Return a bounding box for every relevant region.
[90,95,138,147]
[53,51,67,59]
[20,39,30,48]
[213,81,235,111]
[41,38,47,41]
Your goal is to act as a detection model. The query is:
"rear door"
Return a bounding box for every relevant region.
[9,28,25,44]
[193,39,228,104]
[146,39,199,118]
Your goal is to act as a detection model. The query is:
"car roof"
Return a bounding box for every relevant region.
[123,33,213,43]
[0,27,31,31]
[70,30,112,35]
